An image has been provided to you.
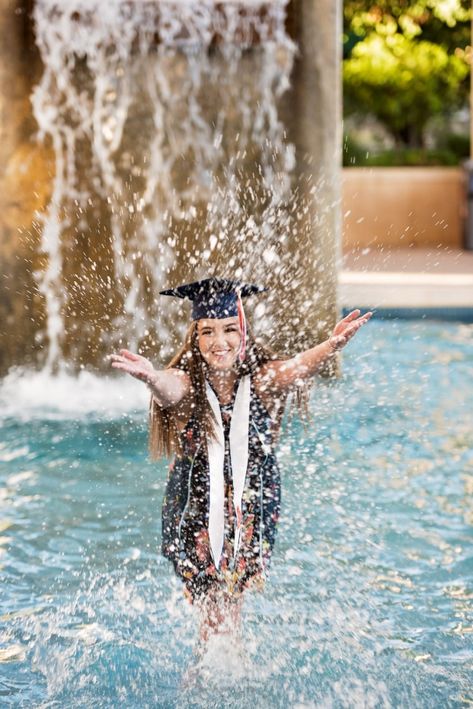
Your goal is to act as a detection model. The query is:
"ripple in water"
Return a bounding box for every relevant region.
[1,321,472,706]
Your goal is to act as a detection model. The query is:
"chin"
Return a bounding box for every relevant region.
[206,356,238,371]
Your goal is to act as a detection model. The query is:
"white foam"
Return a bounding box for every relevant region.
[0,368,148,421]
[194,632,251,683]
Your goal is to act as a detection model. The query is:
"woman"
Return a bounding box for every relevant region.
[110,277,371,640]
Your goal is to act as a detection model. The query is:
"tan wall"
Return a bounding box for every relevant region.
[342,167,465,250]
[0,1,342,374]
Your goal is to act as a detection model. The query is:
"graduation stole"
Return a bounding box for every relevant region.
[205,375,251,570]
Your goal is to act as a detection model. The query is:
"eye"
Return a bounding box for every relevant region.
[200,328,212,335]
[225,326,238,333]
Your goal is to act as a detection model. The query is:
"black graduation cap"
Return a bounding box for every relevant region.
[159,277,267,320]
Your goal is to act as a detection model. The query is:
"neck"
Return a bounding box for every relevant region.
[206,368,239,402]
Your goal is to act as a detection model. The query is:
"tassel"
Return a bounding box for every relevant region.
[236,289,247,362]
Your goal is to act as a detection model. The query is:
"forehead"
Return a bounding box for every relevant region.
[197,316,239,329]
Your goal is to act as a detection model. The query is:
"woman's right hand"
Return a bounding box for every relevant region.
[109,349,191,407]
[109,349,157,386]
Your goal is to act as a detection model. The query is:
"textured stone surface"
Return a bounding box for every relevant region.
[0,0,341,374]
[281,0,341,373]
[0,0,52,373]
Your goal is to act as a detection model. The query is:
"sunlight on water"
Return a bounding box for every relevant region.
[1,320,472,707]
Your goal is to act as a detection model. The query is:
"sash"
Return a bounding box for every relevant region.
[205,375,251,569]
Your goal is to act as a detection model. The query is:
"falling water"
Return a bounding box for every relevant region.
[31,0,297,369]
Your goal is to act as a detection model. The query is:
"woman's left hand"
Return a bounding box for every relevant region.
[328,309,372,351]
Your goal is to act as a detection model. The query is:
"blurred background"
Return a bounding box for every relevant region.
[340,0,473,323]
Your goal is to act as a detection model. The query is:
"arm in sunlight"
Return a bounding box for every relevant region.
[109,349,191,408]
[257,309,373,391]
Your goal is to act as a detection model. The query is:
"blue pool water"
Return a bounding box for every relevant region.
[1,320,472,708]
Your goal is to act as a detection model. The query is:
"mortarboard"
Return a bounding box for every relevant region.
[159,277,267,321]
[160,277,268,361]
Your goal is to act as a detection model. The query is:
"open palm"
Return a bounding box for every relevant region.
[329,309,372,351]
[109,349,156,384]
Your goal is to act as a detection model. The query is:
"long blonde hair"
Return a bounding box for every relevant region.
[149,321,309,460]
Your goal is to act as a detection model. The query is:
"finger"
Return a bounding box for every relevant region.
[111,362,144,377]
[112,363,148,382]
[108,354,126,362]
[344,320,364,339]
[354,314,371,325]
[348,311,372,328]
[341,309,361,323]
[358,312,373,325]
[350,315,371,334]
[334,314,364,336]
[119,349,141,360]
[111,361,132,370]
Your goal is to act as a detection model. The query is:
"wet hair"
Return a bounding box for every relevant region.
[149,321,309,460]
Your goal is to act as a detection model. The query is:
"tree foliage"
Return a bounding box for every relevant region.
[343,0,471,147]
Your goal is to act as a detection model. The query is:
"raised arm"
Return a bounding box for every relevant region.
[109,349,191,408]
[256,309,372,392]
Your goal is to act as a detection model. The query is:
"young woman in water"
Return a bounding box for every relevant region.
[110,278,371,641]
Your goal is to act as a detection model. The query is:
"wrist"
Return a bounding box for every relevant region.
[145,370,159,391]
[328,335,341,353]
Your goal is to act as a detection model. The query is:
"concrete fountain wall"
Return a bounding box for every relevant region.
[0,0,341,375]
[0,0,51,372]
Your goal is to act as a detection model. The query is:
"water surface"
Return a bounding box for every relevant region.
[1,320,472,707]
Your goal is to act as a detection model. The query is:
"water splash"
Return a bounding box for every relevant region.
[0,367,148,421]
[31,0,296,369]
[1,322,472,706]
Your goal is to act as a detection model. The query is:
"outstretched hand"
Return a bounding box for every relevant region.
[108,349,156,385]
[328,309,372,351]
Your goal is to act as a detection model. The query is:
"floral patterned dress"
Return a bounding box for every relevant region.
[161,376,281,603]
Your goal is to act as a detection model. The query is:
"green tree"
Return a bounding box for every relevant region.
[343,0,471,147]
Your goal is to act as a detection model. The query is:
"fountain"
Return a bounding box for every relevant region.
[1,3,472,706]
[0,0,341,374]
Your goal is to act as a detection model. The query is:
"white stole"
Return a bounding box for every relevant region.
[205,375,251,570]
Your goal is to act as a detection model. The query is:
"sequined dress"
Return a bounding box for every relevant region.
[161,376,281,602]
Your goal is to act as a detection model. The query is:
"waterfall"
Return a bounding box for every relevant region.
[31,0,296,369]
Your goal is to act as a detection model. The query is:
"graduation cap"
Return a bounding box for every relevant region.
[160,277,268,361]
[159,277,267,320]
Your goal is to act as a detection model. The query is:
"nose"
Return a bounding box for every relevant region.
[214,330,227,347]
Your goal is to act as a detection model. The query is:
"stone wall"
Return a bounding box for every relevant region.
[0,0,53,372]
[343,168,465,250]
[0,0,342,374]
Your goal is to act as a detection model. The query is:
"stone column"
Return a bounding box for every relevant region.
[0,0,51,374]
[281,0,342,361]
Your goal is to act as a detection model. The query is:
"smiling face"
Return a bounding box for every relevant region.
[197,316,241,371]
